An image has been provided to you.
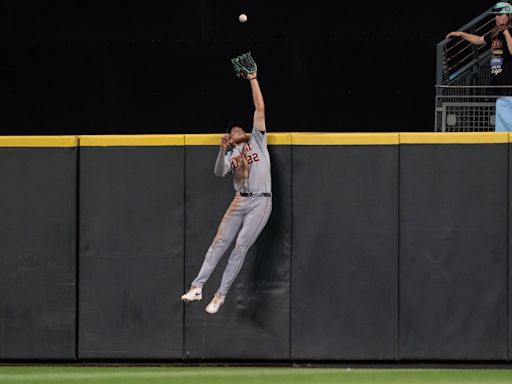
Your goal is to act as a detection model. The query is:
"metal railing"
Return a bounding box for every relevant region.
[435,86,512,132]
[435,6,501,132]
[436,6,495,86]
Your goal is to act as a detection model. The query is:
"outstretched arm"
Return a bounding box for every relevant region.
[446,31,485,45]
[245,72,266,132]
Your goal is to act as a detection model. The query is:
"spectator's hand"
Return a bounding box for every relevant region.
[446,31,462,38]
[497,24,509,32]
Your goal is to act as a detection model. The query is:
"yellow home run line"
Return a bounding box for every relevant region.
[75,132,512,145]
[0,133,510,147]
[0,136,78,147]
[79,135,184,147]
[399,132,509,144]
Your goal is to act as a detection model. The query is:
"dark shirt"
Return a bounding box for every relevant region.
[485,32,512,90]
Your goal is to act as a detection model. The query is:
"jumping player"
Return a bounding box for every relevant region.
[181,52,272,314]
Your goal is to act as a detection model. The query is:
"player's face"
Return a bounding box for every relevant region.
[229,127,249,144]
[495,13,510,25]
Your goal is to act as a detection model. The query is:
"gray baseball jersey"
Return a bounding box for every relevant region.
[215,126,271,193]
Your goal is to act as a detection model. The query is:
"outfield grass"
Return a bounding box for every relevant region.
[1,366,512,384]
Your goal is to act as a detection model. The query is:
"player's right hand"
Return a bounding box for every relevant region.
[221,134,230,149]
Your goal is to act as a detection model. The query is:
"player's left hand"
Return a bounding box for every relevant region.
[231,51,258,79]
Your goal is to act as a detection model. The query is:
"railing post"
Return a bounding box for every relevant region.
[436,41,446,85]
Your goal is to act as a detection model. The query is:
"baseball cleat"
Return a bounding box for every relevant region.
[181,286,202,302]
[205,293,225,314]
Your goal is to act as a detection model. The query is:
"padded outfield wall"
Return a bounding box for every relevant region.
[0,132,510,361]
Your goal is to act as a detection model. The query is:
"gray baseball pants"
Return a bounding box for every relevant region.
[191,194,272,295]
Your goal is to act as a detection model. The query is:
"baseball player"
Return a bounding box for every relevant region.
[181,52,272,314]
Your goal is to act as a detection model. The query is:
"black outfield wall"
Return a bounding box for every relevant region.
[1,132,512,361]
[0,137,77,359]
[291,133,399,360]
[78,136,185,359]
[399,133,509,360]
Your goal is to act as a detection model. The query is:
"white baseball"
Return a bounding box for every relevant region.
[239,13,248,23]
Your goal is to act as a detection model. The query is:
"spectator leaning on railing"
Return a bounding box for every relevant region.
[447,1,512,131]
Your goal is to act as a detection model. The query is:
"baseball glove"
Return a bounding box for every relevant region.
[231,51,258,78]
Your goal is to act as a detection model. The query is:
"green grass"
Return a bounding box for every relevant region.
[1,366,512,384]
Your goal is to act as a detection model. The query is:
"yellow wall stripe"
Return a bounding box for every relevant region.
[1,133,509,148]
[79,135,184,147]
[185,134,222,146]
[292,133,399,145]
[185,133,292,146]
[400,132,509,144]
[0,136,78,147]
[268,133,292,145]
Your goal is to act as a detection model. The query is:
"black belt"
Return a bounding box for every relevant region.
[238,192,271,197]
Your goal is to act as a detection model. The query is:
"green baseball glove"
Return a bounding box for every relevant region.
[231,51,258,78]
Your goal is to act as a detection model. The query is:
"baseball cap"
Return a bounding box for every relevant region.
[490,2,512,14]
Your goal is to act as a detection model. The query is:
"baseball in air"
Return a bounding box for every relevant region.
[239,13,248,23]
